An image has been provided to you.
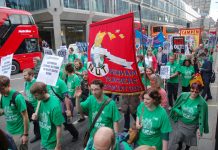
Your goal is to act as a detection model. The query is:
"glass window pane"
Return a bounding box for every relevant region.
[9,15,21,24]
[21,15,31,24]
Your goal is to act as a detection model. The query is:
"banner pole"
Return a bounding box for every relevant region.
[138,1,147,91]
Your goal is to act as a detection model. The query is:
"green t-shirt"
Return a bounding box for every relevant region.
[166,62,179,83]
[75,67,86,80]
[68,54,76,63]
[136,103,172,150]
[81,55,88,69]
[48,78,68,100]
[1,90,27,135]
[38,96,65,149]
[180,97,200,125]
[59,64,67,81]
[179,66,194,87]
[81,95,121,138]
[66,74,81,97]
[179,54,186,65]
[24,78,38,109]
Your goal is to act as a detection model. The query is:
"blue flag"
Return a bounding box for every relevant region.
[153,32,165,48]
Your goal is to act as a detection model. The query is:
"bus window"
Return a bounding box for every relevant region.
[166,27,179,33]
[15,38,39,54]
[21,15,32,25]
[9,15,21,24]
[153,26,163,33]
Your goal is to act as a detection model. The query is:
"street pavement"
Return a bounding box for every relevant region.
[0,52,217,150]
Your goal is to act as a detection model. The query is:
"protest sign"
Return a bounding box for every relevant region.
[57,45,68,64]
[37,55,63,86]
[163,41,171,54]
[0,54,13,78]
[88,13,144,94]
[43,47,54,55]
[173,36,185,54]
[160,66,170,79]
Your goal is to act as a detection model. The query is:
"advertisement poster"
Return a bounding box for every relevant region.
[180,28,201,49]
[88,13,144,94]
[173,36,185,54]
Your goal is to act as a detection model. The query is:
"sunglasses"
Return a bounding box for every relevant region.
[190,89,200,93]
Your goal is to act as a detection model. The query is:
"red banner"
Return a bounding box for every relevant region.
[88,13,144,94]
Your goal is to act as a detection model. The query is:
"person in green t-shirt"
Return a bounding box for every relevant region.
[136,90,172,150]
[179,59,195,92]
[74,58,87,80]
[169,82,209,150]
[68,47,76,63]
[65,63,81,103]
[75,79,121,150]
[47,77,79,142]
[23,68,41,143]
[166,55,179,108]
[0,75,29,149]
[31,82,65,150]
[92,127,132,150]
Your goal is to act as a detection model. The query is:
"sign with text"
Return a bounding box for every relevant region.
[37,55,63,86]
[0,54,13,78]
[43,47,54,55]
[173,36,185,54]
[160,66,170,79]
[88,13,144,94]
[57,46,68,64]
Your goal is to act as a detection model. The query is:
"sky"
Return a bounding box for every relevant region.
[209,0,218,21]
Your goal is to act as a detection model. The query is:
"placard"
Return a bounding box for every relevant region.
[0,54,13,78]
[160,66,170,79]
[37,55,63,86]
[173,36,185,54]
[57,45,68,64]
[43,47,54,55]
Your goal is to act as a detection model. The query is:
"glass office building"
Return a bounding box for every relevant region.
[1,0,201,49]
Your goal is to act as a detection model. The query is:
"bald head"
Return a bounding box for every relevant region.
[94,127,115,150]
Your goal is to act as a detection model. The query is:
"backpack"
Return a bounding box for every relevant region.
[210,70,216,83]
[0,91,35,121]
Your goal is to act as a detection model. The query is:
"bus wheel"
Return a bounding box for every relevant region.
[11,61,20,75]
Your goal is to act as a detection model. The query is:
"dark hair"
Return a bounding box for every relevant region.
[30,82,48,95]
[91,79,104,89]
[65,63,74,73]
[0,75,10,87]
[190,82,202,91]
[0,129,9,150]
[183,59,192,66]
[142,89,161,106]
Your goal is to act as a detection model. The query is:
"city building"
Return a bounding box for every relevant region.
[1,0,201,49]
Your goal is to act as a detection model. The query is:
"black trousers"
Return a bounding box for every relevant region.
[182,86,190,92]
[124,106,136,130]
[63,114,78,138]
[167,82,178,107]
[33,120,41,137]
[201,81,212,99]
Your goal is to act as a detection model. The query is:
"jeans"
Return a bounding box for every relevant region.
[33,120,41,137]
[201,81,212,99]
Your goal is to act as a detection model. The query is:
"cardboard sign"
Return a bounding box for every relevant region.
[37,55,63,86]
[0,54,13,78]
[163,41,171,54]
[57,46,68,64]
[173,36,185,54]
[43,47,54,55]
[160,66,170,79]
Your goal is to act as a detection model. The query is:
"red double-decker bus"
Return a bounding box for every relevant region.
[0,7,42,74]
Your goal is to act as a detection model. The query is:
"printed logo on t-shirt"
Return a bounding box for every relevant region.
[184,70,192,79]
[4,106,19,121]
[92,111,105,128]
[39,112,51,130]
[141,118,155,135]
[182,106,196,120]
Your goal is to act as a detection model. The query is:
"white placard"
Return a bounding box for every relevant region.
[43,47,55,55]
[37,55,63,86]
[57,46,68,64]
[160,66,170,79]
[0,54,13,78]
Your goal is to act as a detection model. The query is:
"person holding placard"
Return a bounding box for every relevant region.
[23,68,41,143]
[31,82,65,150]
[0,75,29,150]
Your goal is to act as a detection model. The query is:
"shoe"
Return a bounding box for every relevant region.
[206,97,212,101]
[72,136,78,142]
[77,118,85,122]
[30,136,41,143]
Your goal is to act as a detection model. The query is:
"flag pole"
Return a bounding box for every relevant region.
[138,1,147,91]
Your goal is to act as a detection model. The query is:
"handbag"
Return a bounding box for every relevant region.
[83,98,111,148]
[127,104,145,144]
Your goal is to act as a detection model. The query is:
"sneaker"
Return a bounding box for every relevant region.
[77,118,85,122]
[30,136,41,143]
